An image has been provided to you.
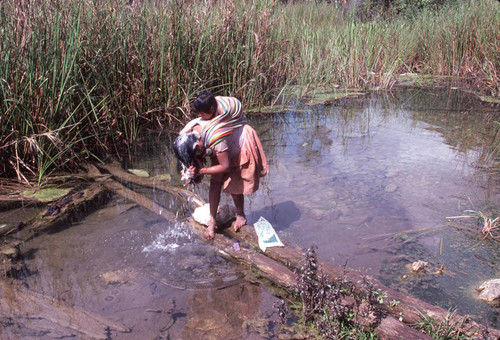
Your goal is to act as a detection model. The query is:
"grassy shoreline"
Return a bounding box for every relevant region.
[1,0,499,182]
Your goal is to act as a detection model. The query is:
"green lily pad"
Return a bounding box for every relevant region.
[128,169,150,177]
[22,188,71,202]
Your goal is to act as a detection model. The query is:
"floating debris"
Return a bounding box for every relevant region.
[476,279,500,304]
[409,260,429,273]
[127,169,150,178]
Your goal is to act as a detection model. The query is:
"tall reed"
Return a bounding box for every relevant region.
[280,0,499,92]
[0,0,290,181]
[1,0,498,182]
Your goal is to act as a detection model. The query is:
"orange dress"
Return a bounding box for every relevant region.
[213,124,269,195]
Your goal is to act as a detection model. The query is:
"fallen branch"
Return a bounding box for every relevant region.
[94,161,205,209]
[101,179,177,223]
[15,183,110,241]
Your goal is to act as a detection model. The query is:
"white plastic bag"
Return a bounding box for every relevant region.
[253,216,284,252]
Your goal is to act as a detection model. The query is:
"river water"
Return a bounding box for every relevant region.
[2,87,499,338]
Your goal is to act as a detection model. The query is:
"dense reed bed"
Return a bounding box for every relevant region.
[281,0,500,91]
[1,0,498,182]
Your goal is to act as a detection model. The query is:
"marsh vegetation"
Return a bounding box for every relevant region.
[1,0,499,182]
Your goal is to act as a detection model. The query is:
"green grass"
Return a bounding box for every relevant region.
[413,309,476,339]
[1,0,499,182]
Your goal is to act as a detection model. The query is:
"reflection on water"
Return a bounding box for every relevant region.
[182,282,274,339]
[247,88,499,327]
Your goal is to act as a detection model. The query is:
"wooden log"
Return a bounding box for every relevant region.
[188,219,432,339]
[377,315,433,340]
[102,179,177,223]
[219,224,500,338]
[188,218,297,288]
[15,183,110,241]
[95,161,205,209]
[0,279,130,339]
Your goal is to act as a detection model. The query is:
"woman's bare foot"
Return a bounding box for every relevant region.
[233,214,247,232]
[204,220,216,239]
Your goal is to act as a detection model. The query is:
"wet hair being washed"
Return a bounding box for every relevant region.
[193,91,217,114]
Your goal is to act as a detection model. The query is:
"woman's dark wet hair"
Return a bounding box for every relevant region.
[193,91,217,114]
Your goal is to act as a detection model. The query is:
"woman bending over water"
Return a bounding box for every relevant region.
[179,91,268,239]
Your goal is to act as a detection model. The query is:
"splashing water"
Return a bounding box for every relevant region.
[142,222,194,253]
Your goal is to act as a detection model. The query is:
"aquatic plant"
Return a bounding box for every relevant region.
[290,245,373,338]
[283,245,485,339]
[476,212,499,241]
[273,299,289,325]
[447,210,500,242]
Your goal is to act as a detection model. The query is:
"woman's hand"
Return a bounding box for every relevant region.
[187,165,197,178]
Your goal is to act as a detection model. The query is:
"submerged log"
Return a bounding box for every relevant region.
[95,161,205,209]
[0,279,129,339]
[101,179,177,223]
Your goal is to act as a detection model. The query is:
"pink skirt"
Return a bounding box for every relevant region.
[222,124,269,195]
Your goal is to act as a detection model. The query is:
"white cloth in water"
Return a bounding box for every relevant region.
[181,168,194,183]
[253,216,284,252]
[192,203,236,226]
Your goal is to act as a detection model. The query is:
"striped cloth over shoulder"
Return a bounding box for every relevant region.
[202,96,247,152]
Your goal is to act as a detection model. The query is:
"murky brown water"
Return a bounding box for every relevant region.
[1,87,499,338]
